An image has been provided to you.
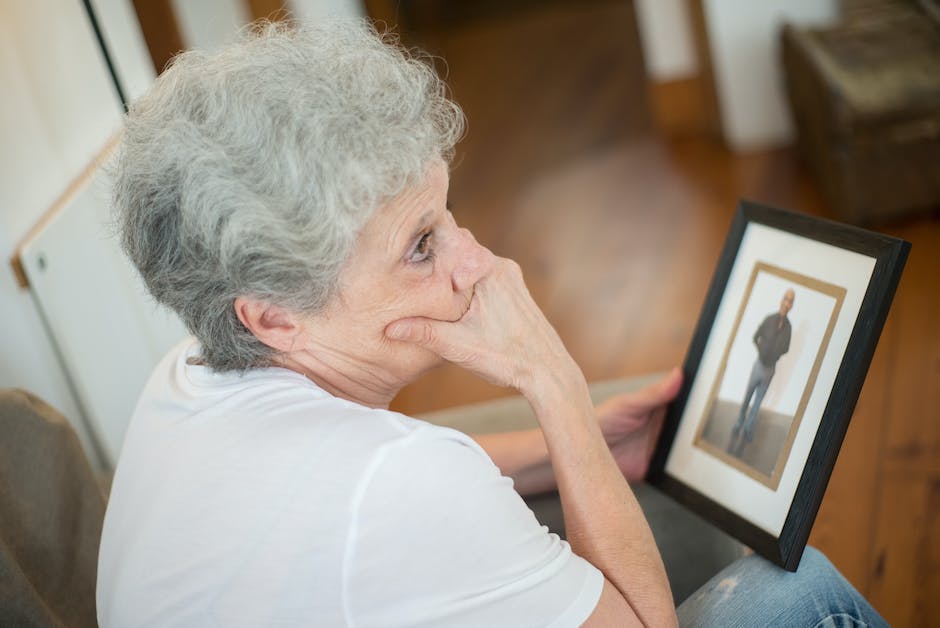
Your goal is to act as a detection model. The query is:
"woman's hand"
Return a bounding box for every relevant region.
[595,368,682,481]
[385,257,582,400]
[390,257,677,624]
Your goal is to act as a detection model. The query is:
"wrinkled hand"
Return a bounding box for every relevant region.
[385,257,579,397]
[595,368,683,481]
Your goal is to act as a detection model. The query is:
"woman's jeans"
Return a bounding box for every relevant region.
[676,547,887,627]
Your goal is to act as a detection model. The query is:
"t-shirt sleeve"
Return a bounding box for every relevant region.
[342,426,604,628]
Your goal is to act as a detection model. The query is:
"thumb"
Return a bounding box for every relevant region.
[385,317,444,348]
[386,316,480,367]
[650,366,683,403]
[629,366,683,409]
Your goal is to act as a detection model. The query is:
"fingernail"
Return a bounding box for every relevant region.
[386,323,406,340]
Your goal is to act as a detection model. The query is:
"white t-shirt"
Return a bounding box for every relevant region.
[97,339,603,627]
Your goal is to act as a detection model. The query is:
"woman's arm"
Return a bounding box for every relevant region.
[386,258,677,626]
[471,429,556,495]
[519,364,675,627]
[472,368,682,496]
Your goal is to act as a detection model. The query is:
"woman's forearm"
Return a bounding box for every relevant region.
[523,370,676,627]
[472,429,559,495]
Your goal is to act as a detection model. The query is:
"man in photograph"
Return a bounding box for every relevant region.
[730,288,795,449]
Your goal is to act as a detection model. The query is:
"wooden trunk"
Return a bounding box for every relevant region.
[781,2,940,224]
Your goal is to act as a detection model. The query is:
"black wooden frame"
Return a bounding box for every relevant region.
[646,200,910,571]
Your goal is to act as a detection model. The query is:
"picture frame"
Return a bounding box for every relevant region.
[646,200,910,571]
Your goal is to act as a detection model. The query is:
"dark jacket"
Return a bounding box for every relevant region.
[754,313,791,367]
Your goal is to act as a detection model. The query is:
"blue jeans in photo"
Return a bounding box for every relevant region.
[735,359,775,440]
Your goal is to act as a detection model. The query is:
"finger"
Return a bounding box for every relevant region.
[645,410,666,460]
[385,317,445,348]
[652,366,683,402]
[634,367,682,405]
[386,315,480,364]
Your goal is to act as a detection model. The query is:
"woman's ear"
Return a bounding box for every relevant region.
[233,297,304,353]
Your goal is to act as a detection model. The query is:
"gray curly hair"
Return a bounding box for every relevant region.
[114,20,465,371]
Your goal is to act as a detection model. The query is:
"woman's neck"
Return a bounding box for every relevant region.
[275,346,405,409]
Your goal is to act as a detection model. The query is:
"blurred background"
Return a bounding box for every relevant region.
[2,0,937,623]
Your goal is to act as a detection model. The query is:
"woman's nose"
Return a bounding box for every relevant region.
[451,227,494,292]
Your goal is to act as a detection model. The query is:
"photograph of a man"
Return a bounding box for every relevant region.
[692,262,845,488]
[729,289,794,453]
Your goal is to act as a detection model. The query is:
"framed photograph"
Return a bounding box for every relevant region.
[647,201,910,571]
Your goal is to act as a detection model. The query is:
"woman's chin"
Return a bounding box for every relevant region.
[383,343,446,385]
[412,347,448,376]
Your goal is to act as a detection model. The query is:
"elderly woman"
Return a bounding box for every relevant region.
[97,21,885,627]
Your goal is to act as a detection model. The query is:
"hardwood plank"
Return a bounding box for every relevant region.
[924,481,940,624]
[882,219,940,458]
[808,307,895,593]
[868,470,933,625]
[648,76,713,138]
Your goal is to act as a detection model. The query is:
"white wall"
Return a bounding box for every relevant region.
[168,0,366,52]
[170,0,252,51]
[0,0,131,465]
[289,0,365,23]
[702,0,838,151]
[633,0,839,151]
[634,0,698,82]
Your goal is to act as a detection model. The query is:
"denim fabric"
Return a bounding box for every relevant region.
[735,359,775,438]
[677,547,887,627]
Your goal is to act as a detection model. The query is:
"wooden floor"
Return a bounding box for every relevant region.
[387,2,940,624]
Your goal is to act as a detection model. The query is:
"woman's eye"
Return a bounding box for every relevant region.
[409,232,434,263]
